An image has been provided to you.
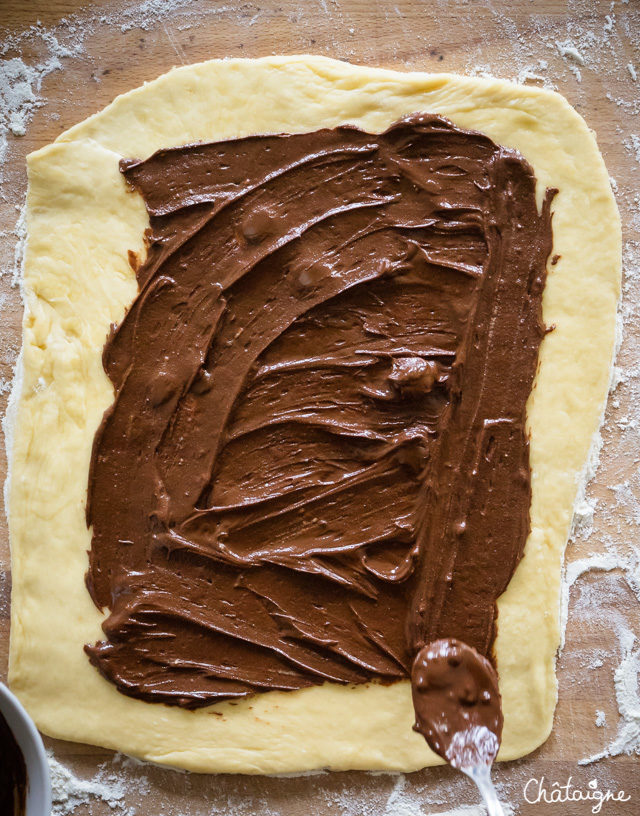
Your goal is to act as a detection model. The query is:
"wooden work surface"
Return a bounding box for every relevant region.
[0,1,639,814]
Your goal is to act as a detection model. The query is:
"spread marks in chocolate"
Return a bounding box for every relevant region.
[84,114,554,709]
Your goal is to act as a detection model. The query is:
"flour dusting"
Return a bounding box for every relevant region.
[560,553,622,652]
[0,26,85,185]
[380,774,516,816]
[49,753,128,815]
[580,629,640,765]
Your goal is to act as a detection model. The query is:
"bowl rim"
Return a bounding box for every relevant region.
[0,682,52,816]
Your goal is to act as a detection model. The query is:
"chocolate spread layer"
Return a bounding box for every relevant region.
[85,114,554,708]
[412,639,502,769]
[0,708,27,816]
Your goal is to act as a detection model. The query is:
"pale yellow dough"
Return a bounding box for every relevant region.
[8,56,620,773]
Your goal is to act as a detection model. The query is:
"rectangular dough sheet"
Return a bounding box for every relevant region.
[8,56,620,773]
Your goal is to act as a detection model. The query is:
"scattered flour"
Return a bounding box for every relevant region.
[48,750,153,815]
[380,775,515,816]
[0,27,85,186]
[102,0,206,32]
[320,771,518,816]
[580,629,640,765]
[0,58,39,137]
[624,134,640,165]
[556,40,585,64]
[560,553,622,652]
[9,203,27,287]
[49,753,128,815]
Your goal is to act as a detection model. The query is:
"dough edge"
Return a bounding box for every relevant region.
[8,55,621,774]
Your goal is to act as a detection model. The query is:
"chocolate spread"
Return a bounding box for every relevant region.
[412,639,502,769]
[85,114,555,710]
[0,708,27,816]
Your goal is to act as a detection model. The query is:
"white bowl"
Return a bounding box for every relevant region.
[0,683,51,816]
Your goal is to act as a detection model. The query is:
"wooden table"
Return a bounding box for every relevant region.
[1,1,639,813]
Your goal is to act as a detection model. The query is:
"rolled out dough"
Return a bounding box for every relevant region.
[8,56,620,773]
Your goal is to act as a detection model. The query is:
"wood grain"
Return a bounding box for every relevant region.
[1,1,639,814]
